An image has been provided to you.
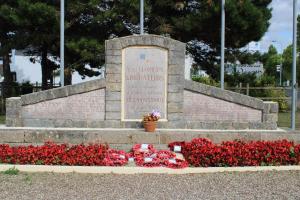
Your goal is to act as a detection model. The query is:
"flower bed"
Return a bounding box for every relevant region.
[0,142,188,168]
[0,142,128,166]
[169,138,300,167]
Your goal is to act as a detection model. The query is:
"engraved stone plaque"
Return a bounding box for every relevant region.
[122,46,168,121]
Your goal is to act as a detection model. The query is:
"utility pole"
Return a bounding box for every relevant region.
[140,0,144,34]
[220,0,225,89]
[291,0,297,130]
[60,0,65,86]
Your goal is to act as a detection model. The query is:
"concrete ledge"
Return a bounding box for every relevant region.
[0,127,298,144]
[1,164,300,174]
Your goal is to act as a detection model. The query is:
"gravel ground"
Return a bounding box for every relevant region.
[0,171,300,200]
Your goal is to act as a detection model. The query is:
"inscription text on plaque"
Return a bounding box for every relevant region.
[121,46,168,121]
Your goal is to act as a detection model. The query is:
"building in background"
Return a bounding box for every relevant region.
[225,61,264,77]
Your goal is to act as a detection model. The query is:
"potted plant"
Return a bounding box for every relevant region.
[142,110,161,132]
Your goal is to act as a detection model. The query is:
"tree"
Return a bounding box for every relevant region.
[261,45,281,79]
[1,0,273,86]
[0,0,21,97]
[142,0,272,79]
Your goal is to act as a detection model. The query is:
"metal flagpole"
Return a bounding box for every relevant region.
[140,0,144,34]
[220,0,225,89]
[60,0,65,86]
[291,0,298,130]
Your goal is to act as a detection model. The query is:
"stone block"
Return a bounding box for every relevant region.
[51,87,69,99]
[105,63,122,74]
[106,49,121,56]
[169,51,185,65]
[168,84,181,93]
[168,65,183,75]
[105,39,121,50]
[106,55,121,64]
[106,91,121,101]
[168,92,183,103]
[104,120,122,128]
[168,75,184,85]
[263,114,278,123]
[21,92,45,105]
[105,112,121,120]
[0,130,25,143]
[86,120,105,128]
[106,101,121,112]
[106,82,121,92]
[167,113,183,121]
[167,102,183,113]
[131,133,160,144]
[106,73,121,83]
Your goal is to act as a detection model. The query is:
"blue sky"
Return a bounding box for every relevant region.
[259,0,300,53]
[13,1,300,83]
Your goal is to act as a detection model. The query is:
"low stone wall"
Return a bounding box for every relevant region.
[6,79,278,129]
[183,80,278,129]
[6,79,106,127]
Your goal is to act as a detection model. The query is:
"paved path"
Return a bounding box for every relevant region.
[0,171,300,200]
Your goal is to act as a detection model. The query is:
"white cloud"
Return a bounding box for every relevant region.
[260,0,300,52]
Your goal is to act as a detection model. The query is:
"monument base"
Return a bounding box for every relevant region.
[0,126,298,149]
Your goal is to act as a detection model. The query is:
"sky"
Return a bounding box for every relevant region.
[12,1,300,83]
[258,0,300,53]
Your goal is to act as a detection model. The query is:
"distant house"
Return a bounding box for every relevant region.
[225,62,264,77]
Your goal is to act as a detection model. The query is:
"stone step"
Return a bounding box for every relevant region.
[0,127,298,144]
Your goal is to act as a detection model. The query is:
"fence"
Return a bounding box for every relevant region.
[225,84,298,102]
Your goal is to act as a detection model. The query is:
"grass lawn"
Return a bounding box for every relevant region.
[278,111,300,130]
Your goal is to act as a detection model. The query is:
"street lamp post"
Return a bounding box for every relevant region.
[291,0,297,130]
[220,0,225,89]
[140,0,144,34]
[60,0,65,86]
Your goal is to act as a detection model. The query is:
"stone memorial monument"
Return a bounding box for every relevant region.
[6,35,278,129]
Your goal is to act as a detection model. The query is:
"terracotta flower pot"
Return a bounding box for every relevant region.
[143,121,157,132]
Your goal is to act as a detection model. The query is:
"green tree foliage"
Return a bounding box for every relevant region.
[1,0,273,87]
[260,45,281,79]
[0,0,21,96]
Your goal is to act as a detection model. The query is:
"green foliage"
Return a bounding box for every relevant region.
[225,72,257,87]
[1,0,273,85]
[192,76,219,87]
[20,81,34,95]
[2,167,19,175]
[224,72,288,112]
[250,75,288,112]
[261,45,281,78]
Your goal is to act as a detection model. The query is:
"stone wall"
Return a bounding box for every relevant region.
[184,90,262,122]
[5,35,279,130]
[183,80,278,129]
[105,34,185,128]
[6,79,106,128]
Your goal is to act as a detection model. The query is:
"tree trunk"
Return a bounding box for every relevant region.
[41,48,48,90]
[41,46,54,90]
[64,65,72,86]
[2,52,13,98]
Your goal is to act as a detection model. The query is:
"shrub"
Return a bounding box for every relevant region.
[192,76,220,87]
